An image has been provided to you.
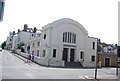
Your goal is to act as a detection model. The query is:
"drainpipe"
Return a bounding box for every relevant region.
[48,26,52,66]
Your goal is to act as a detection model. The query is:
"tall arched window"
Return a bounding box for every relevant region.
[63,32,76,43]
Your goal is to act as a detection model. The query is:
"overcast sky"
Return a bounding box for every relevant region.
[0,0,119,45]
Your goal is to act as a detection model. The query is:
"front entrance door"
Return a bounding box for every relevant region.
[105,57,110,67]
[62,48,68,61]
[70,49,75,62]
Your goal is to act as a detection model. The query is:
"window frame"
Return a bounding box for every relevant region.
[37,50,39,57]
[32,34,34,37]
[80,51,84,59]
[43,50,46,57]
[37,41,40,46]
[91,56,95,61]
[63,32,76,44]
[44,34,46,39]
[93,42,95,49]
[33,43,35,47]
[53,49,56,58]
[32,50,34,55]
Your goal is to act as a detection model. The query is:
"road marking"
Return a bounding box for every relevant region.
[79,76,96,81]
[110,68,116,69]
[84,76,93,79]
[59,69,81,70]
[79,74,117,80]
[79,76,85,79]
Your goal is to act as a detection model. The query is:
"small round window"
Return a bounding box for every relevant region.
[44,34,46,39]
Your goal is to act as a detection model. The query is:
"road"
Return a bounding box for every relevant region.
[1,50,119,79]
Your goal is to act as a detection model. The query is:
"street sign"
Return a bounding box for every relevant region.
[117,57,120,63]
[117,46,120,57]
[0,0,5,22]
[117,46,120,63]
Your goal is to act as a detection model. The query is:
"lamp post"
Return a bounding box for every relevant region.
[95,38,98,79]
[116,46,120,76]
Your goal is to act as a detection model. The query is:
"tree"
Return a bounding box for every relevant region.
[97,44,103,52]
[17,42,24,49]
[1,41,6,49]
[17,42,25,52]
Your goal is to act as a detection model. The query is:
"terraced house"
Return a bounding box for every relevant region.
[6,24,41,51]
[26,18,97,67]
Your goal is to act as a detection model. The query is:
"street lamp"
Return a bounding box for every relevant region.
[95,38,98,79]
[116,46,120,76]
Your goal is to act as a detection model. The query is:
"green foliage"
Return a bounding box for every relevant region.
[17,42,25,52]
[98,44,103,52]
[17,42,25,49]
[1,41,6,49]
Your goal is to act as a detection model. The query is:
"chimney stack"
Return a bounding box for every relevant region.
[23,24,28,32]
[33,27,37,33]
[13,31,15,35]
[18,29,20,33]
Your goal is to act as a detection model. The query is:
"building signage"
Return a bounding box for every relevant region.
[117,46,120,63]
[63,44,76,47]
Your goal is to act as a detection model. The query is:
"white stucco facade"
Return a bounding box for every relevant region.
[6,32,13,50]
[16,31,41,45]
[26,18,97,67]
[11,35,17,50]
[16,31,31,44]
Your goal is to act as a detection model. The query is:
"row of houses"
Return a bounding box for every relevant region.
[5,18,117,67]
[6,24,41,50]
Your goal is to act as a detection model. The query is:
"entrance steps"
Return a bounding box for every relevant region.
[65,61,83,67]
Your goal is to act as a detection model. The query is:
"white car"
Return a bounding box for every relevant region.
[0,48,2,51]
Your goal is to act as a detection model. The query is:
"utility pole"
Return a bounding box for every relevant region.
[117,2,120,77]
[116,46,120,76]
[95,38,98,79]
[116,63,119,76]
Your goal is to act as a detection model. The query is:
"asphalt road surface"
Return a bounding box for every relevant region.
[1,50,119,80]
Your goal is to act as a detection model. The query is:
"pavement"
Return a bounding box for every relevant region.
[1,79,120,81]
[1,50,119,80]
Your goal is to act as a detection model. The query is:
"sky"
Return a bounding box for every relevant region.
[0,0,119,45]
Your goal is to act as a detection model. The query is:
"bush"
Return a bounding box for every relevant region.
[17,42,25,49]
[17,42,25,52]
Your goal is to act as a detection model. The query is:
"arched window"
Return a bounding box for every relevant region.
[63,32,76,43]
[44,34,46,39]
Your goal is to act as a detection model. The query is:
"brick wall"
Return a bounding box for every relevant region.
[97,53,117,67]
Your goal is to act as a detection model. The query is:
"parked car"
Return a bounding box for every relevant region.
[0,48,2,51]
